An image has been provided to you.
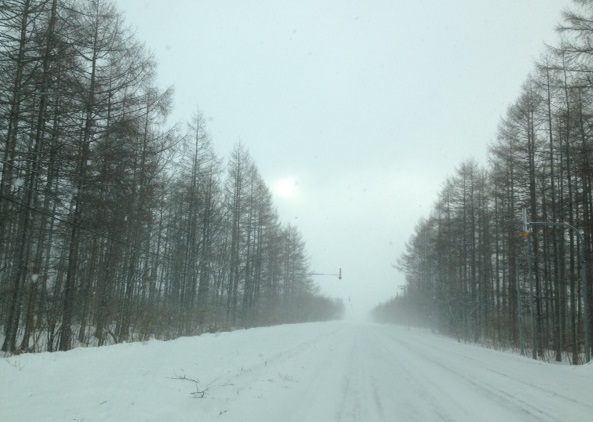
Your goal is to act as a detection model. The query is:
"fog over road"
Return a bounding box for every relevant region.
[2,321,592,421]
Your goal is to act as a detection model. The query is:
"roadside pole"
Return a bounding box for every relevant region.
[522,206,590,363]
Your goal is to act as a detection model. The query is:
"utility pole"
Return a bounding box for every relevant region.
[522,206,590,363]
[515,257,525,356]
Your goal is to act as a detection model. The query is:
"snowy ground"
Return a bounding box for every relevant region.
[1,321,592,421]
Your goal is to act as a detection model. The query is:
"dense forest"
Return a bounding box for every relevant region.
[0,0,343,354]
[373,1,593,364]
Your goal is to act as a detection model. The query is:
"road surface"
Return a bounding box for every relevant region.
[1,321,592,421]
[215,323,593,422]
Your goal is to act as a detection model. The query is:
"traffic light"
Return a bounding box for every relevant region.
[338,268,342,280]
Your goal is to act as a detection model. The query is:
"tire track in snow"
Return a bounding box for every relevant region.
[210,323,593,421]
[374,326,585,421]
[364,330,459,422]
[394,330,593,412]
[218,324,345,389]
[335,326,455,422]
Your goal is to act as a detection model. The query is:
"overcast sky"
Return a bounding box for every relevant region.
[116,0,573,319]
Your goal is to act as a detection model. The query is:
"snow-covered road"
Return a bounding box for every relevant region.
[2,321,592,421]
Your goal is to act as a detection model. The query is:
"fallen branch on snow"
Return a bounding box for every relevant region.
[169,373,208,398]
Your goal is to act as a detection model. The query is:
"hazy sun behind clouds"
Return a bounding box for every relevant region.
[273,177,298,198]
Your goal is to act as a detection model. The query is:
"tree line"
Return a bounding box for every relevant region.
[0,0,344,354]
[374,0,593,364]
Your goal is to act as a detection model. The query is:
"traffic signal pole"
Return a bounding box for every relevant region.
[523,207,590,363]
[308,268,342,280]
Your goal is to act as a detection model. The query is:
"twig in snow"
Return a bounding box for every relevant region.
[169,372,208,398]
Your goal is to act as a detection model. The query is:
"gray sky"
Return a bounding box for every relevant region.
[116,0,573,319]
